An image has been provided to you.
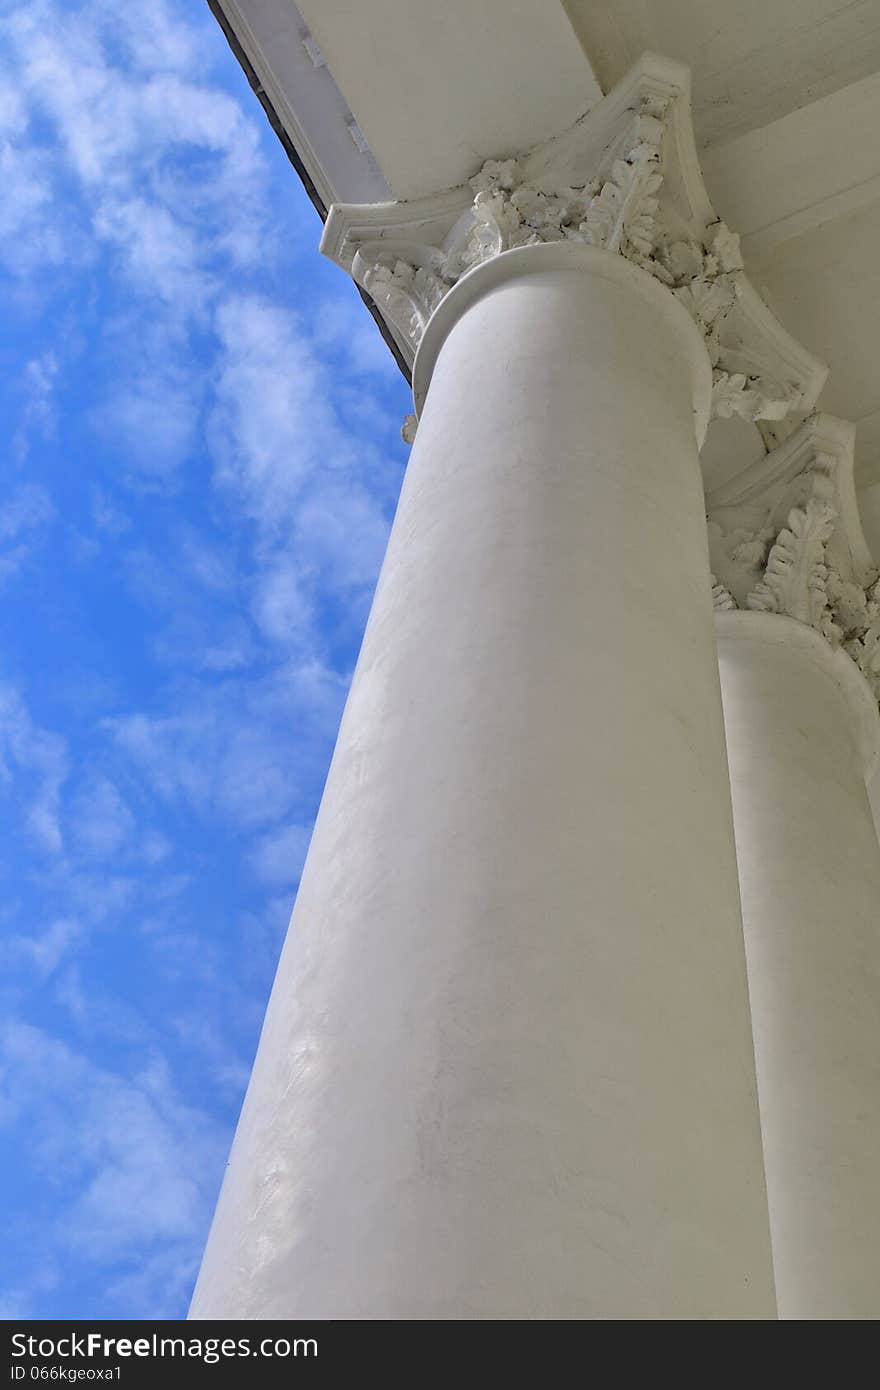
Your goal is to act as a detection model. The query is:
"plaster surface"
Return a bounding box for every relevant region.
[297,0,601,199]
[563,0,880,148]
[718,612,880,1319]
[191,246,775,1320]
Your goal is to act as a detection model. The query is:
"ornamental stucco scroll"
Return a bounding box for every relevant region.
[320,53,827,426]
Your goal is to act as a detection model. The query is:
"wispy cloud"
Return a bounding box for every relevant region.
[0,1022,226,1316]
[248,820,312,888]
[90,367,201,482]
[0,482,54,580]
[105,685,316,833]
[69,776,135,859]
[12,351,59,461]
[0,0,410,1323]
[3,917,82,981]
[0,682,68,852]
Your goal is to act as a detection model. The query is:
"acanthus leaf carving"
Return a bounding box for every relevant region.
[711,574,737,611]
[745,496,840,642]
[844,619,880,705]
[711,371,796,423]
[826,569,880,705]
[322,55,826,426]
[577,103,666,263]
[358,254,451,351]
[707,414,880,711]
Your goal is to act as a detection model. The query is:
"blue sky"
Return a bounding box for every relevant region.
[0,0,410,1318]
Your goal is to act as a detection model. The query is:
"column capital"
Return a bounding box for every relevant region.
[708,413,880,722]
[410,240,712,430]
[320,52,826,425]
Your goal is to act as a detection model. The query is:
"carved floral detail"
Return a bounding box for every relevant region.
[352,98,799,423]
[711,575,737,611]
[360,259,448,344]
[578,101,666,261]
[446,98,669,278]
[746,497,840,640]
[708,427,880,707]
[711,371,794,423]
[845,621,880,703]
[325,58,825,426]
[830,573,880,705]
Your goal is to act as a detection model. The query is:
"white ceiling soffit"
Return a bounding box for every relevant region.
[295,0,603,199]
[701,69,880,259]
[562,0,880,148]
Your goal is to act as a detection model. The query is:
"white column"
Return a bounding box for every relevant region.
[191,242,776,1320]
[717,611,880,1319]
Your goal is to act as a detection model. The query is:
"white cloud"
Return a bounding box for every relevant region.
[104,709,213,809]
[70,776,135,859]
[104,699,295,831]
[0,481,54,580]
[103,652,352,850]
[0,0,411,1324]
[178,533,237,594]
[295,478,391,592]
[47,869,138,927]
[90,367,201,480]
[12,352,59,461]
[0,682,68,852]
[251,554,313,647]
[142,830,171,864]
[0,1265,58,1321]
[6,0,270,285]
[208,294,339,524]
[4,917,82,980]
[0,144,68,276]
[0,1022,226,1314]
[314,290,400,379]
[0,482,54,539]
[169,1013,251,1100]
[94,196,215,313]
[89,0,205,78]
[90,488,131,536]
[54,964,154,1048]
[207,293,394,648]
[0,73,26,136]
[247,821,312,887]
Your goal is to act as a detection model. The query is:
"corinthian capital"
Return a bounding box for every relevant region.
[320,53,826,425]
[707,414,880,705]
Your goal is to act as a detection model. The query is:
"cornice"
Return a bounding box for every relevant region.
[321,53,827,425]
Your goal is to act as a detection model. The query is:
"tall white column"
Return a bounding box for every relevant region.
[191,242,776,1320]
[194,54,830,1321]
[717,612,880,1319]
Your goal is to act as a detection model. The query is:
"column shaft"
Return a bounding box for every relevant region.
[717,612,880,1319]
[191,245,775,1320]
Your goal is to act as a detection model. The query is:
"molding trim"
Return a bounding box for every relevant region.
[206,0,413,383]
[321,53,827,424]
